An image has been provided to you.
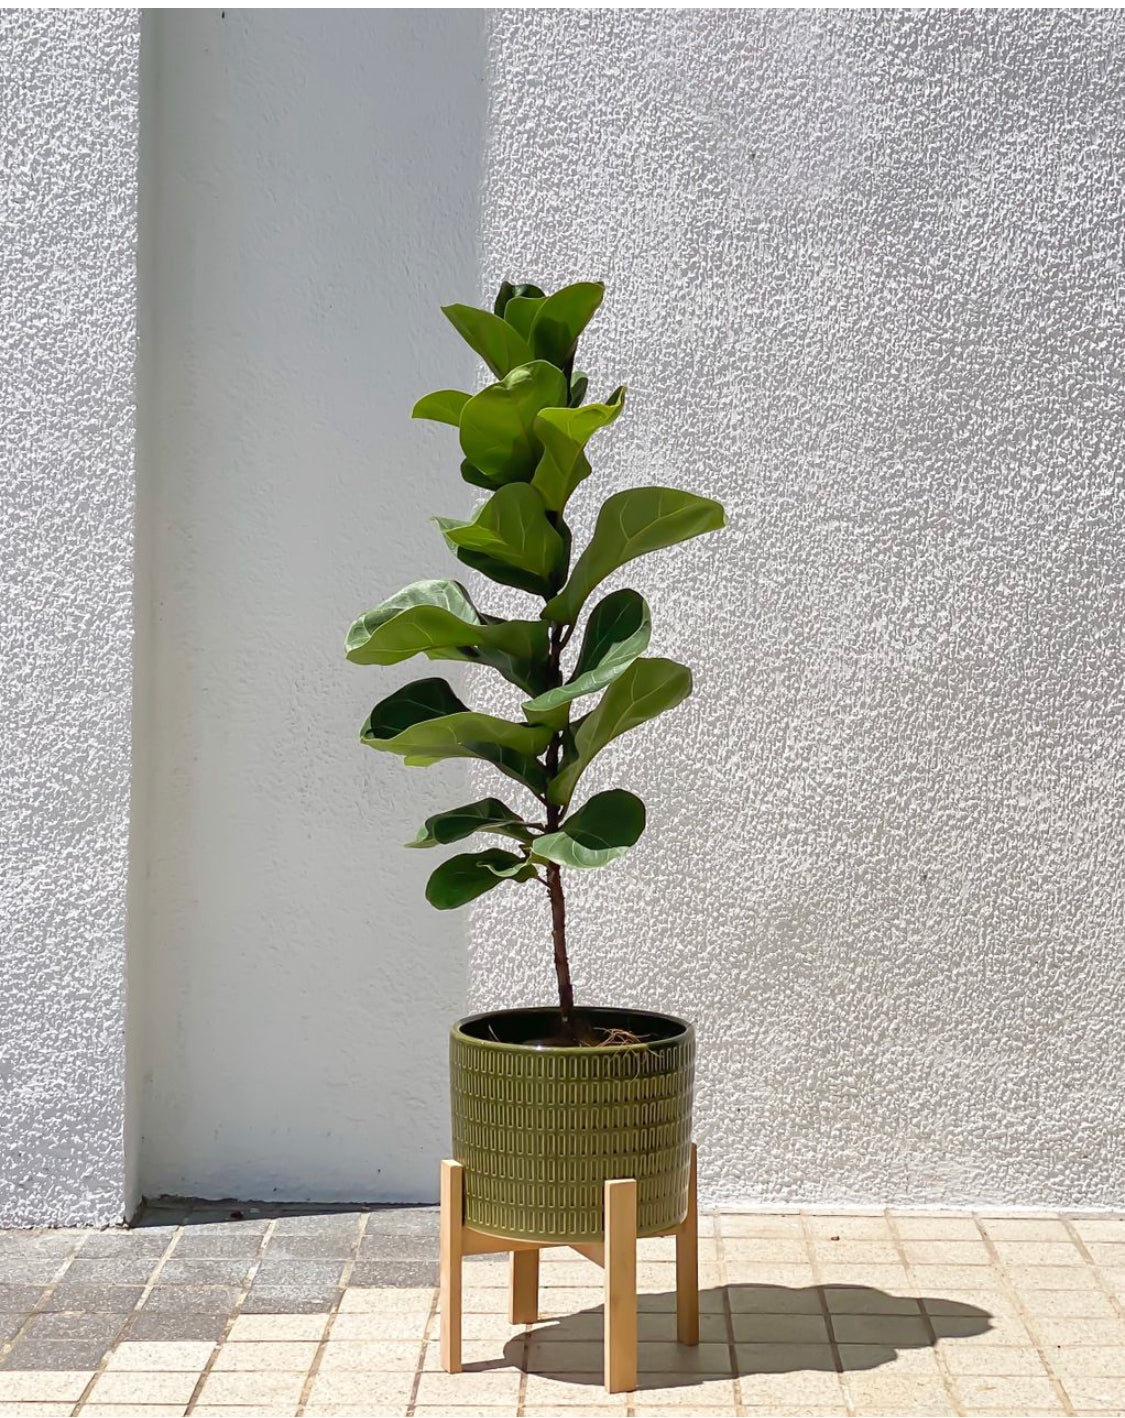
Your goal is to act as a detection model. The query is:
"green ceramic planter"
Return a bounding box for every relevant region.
[449,1006,695,1244]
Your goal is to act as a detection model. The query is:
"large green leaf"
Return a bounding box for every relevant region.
[528,282,605,368]
[548,657,692,805]
[437,484,567,599]
[412,389,470,427]
[459,361,568,487]
[523,589,651,720]
[362,678,551,793]
[345,579,549,696]
[533,789,646,869]
[441,304,532,379]
[493,281,545,318]
[502,295,544,342]
[543,487,726,624]
[530,386,627,512]
[407,797,534,849]
[426,849,537,909]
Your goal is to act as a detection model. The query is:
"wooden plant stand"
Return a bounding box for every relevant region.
[440,1143,698,1394]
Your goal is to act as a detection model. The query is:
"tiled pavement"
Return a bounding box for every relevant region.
[2,1204,1125,1416]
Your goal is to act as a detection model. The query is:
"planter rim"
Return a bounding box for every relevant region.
[451,1005,693,1056]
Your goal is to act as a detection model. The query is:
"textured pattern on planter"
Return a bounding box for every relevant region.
[450,1017,695,1243]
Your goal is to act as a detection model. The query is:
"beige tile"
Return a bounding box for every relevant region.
[901,1240,993,1266]
[337,1286,434,1314]
[953,1374,1062,1408]
[1007,1264,1102,1290]
[535,1288,605,1318]
[810,1240,902,1266]
[420,1339,522,1370]
[304,1369,415,1408]
[1021,1286,1120,1317]
[919,1289,1015,1319]
[1063,1374,1125,1409]
[1032,1316,1125,1346]
[730,1312,829,1343]
[636,1311,728,1344]
[721,1262,817,1288]
[317,1338,424,1372]
[910,1263,1006,1289]
[0,1406,78,1418]
[632,1376,739,1405]
[741,1369,845,1405]
[837,1344,941,1377]
[721,1238,810,1264]
[636,1342,732,1375]
[522,1339,603,1373]
[0,1374,93,1403]
[718,1213,804,1238]
[824,1285,921,1315]
[1053,1347,1125,1378]
[735,1342,835,1373]
[429,1311,527,1342]
[211,1339,319,1370]
[1087,1242,1125,1267]
[413,1409,517,1417]
[227,1312,330,1341]
[894,1215,982,1242]
[413,1367,523,1405]
[104,1341,215,1371]
[979,1216,1070,1242]
[804,1214,891,1241]
[831,1312,932,1345]
[814,1263,911,1291]
[527,1409,646,1417]
[82,1408,188,1416]
[739,1410,850,1417]
[992,1240,1085,1267]
[195,1369,306,1406]
[303,1407,406,1418]
[193,1409,299,1418]
[1100,1267,1125,1298]
[843,1371,955,1411]
[727,1283,821,1313]
[1069,1216,1125,1244]
[642,1235,720,1264]
[522,1372,626,1406]
[527,1312,603,1342]
[940,1344,1048,1376]
[931,1312,1030,1345]
[88,1372,200,1405]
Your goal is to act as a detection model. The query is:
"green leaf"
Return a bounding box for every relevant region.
[543,487,726,624]
[548,657,692,806]
[442,304,533,379]
[345,579,549,695]
[569,372,589,408]
[502,295,544,342]
[437,484,567,599]
[412,389,470,427]
[529,282,605,368]
[523,589,651,720]
[460,459,495,489]
[362,677,551,793]
[530,386,627,512]
[533,789,646,869]
[494,281,545,318]
[407,797,533,849]
[459,361,569,487]
[426,849,536,909]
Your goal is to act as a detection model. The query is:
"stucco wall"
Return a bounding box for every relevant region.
[470,9,1125,1207]
[0,10,139,1225]
[138,11,487,1201]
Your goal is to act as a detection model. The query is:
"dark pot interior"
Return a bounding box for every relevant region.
[456,1005,690,1048]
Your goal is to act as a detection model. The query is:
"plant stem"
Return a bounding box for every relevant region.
[544,620,577,1042]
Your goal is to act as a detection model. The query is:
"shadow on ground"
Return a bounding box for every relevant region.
[493,1285,992,1388]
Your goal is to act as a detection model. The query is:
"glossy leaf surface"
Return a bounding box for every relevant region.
[533,789,646,869]
[459,361,569,487]
[412,389,470,426]
[426,849,536,909]
[441,304,532,379]
[523,589,650,719]
[408,797,533,849]
[531,387,627,512]
[437,484,566,599]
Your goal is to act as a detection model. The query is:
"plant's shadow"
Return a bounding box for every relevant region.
[492,1284,991,1388]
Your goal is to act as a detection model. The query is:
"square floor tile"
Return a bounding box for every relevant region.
[196,1368,307,1405]
[89,1370,201,1404]
[105,1340,216,1370]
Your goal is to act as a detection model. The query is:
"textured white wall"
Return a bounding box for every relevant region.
[138,12,487,1201]
[0,11,139,1225]
[471,9,1125,1208]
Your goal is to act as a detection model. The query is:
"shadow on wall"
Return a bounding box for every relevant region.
[135,11,489,1203]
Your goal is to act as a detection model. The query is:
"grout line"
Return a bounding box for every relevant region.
[1,1234,87,1368]
[1060,1214,1125,1323]
[797,1210,853,1418]
[407,1286,442,1418]
[713,1212,746,1418]
[72,1223,186,1416]
[296,1211,366,1416]
[183,1215,279,1415]
[971,1210,1076,1417]
[884,1208,964,1417]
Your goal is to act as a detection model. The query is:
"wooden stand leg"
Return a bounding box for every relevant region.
[509,1248,539,1324]
[440,1160,463,1374]
[676,1142,699,1346]
[604,1178,637,1394]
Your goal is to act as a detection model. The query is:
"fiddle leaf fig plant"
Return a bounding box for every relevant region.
[347,280,725,1041]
